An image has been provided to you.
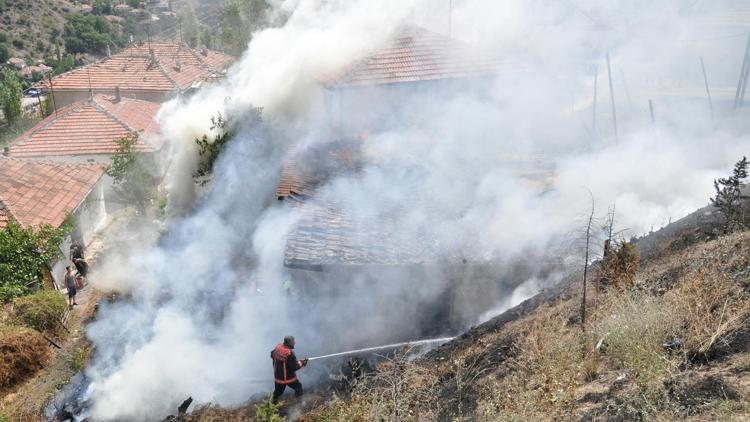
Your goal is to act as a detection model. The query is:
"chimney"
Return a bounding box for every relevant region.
[114,86,121,103]
[3,147,10,157]
[106,44,111,57]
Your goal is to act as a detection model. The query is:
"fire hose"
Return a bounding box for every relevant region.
[305,336,456,361]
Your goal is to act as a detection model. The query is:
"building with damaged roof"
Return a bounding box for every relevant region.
[41,42,234,108]
[274,26,553,336]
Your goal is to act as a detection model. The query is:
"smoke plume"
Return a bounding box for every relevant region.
[86,0,750,419]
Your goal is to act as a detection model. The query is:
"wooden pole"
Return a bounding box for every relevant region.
[593,66,598,143]
[649,99,655,126]
[46,72,57,118]
[448,0,453,38]
[606,52,618,144]
[734,33,750,110]
[700,57,714,121]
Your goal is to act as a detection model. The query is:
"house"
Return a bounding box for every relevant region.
[8,57,26,70]
[274,27,547,338]
[41,42,234,107]
[0,157,106,290]
[19,64,53,80]
[7,93,163,163]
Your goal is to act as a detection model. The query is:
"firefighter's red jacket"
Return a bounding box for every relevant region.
[271,343,304,384]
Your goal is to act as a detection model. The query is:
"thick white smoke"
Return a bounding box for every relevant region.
[86,0,750,420]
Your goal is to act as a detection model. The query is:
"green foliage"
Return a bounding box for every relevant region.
[127,0,141,8]
[63,14,112,55]
[1,68,23,125]
[92,0,113,15]
[41,93,54,117]
[255,395,285,422]
[13,290,67,335]
[219,0,272,55]
[711,156,749,234]
[0,116,40,149]
[194,113,239,182]
[0,43,10,64]
[52,54,77,75]
[106,135,158,215]
[0,221,68,302]
[179,5,201,48]
[70,346,89,371]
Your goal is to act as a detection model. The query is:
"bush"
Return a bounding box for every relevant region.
[594,291,681,395]
[0,326,51,390]
[13,290,67,335]
[0,220,69,301]
[63,14,112,55]
[600,241,639,289]
[255,395,284,422]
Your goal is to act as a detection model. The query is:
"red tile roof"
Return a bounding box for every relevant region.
[9,94,162,158]
[330,26,510,88]
[42,42,233,93]
[0,158,104,229]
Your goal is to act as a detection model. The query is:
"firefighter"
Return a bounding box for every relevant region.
[271,335,308,403]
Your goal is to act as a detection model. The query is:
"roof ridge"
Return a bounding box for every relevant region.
[90,97,158,152]
[11,101,80,145]
[0,192,17,224]
[153,59,181,91]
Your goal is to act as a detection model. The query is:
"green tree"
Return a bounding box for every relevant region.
[1,69,23,125]
[219,0,271,55]
[63,14,112,55]
[193,111,261,183]
[106,135,158,215]
[711,156,749,233]
[0,221,69,301]
[0,43,10,64]
[179,5,201,48]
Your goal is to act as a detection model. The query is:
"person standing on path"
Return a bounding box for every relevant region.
[65,266,78,308]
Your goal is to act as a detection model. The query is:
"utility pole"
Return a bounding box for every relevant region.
[734,33,750,110]
[700,57,714,121]
[46,72,57,118]
[448,0,453,38]
[606,52,618,144]
[592,66,598,143]
[649,99,655,126]
[179,17,183,45]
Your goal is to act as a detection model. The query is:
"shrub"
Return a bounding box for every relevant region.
[594,291,681,396]
[600,241,639,289]
[255,395,284,422]
[13,290,67,335]
[0,220,69,301]
[667,272,750,359]
[0,326,51,390]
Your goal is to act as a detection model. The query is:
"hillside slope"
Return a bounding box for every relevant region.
[301,228,750,421]
[0,0,78,60]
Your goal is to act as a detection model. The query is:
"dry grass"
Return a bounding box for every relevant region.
[12,290,67,336]
[0,326,50,391]
[303,349,442,422]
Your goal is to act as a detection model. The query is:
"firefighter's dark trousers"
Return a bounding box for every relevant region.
[272,380,303,403]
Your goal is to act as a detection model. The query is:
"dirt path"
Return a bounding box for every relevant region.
[0,209,137,421]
